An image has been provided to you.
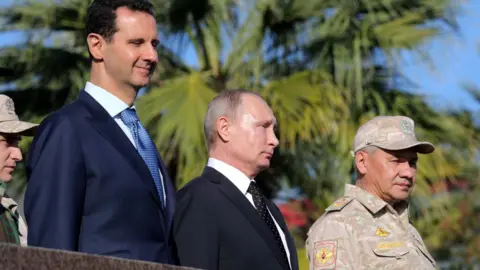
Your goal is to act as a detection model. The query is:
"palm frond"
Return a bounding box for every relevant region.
[137,71,217,186]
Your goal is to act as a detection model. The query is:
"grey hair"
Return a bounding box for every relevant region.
[203,89,263,150]
[353,145,378,177]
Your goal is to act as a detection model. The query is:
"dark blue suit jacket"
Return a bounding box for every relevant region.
[24,91,177,264]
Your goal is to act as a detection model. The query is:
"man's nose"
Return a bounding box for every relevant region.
[269,131,279,148]
[10,147,23,162]
[143,45,158,63]
[399,162,415,179]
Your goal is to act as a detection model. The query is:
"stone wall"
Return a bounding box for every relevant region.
[0,244,200,270]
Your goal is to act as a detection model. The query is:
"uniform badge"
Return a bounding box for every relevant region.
[313,240,337,269]
[333,198,347,207]
[375,227,390,237]
[376,241,404,250]
[5,98,15,115]
[400,119,414,134]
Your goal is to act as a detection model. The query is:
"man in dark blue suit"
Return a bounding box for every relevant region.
[24,0,177,264]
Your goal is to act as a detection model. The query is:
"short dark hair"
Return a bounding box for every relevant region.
[85,0,155,42]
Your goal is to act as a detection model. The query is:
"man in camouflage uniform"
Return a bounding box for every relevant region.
[306,116,436,269]
[0,95,37,246]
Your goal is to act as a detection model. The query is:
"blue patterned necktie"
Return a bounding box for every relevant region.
[120,108,165,208]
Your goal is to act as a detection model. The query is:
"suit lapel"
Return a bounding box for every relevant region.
[266,200,299,270]
[78,91,163,209]
[158,156,175,232]
[204,167,291,270]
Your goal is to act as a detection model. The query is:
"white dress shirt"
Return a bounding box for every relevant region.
[84,82,166,202]
[207,157,291,268]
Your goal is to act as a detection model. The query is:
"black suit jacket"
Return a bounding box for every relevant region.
[174,166,299,270]
[25,90,177,264]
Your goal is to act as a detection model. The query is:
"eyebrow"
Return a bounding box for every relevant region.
[128,38,159,44]
[257,119,277,126]
[392,154,417,161]
[128,38,144,43]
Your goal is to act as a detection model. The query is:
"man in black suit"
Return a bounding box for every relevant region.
[174,90,299,270]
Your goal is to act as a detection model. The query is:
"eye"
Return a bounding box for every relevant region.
[5,137,20,146]
[129,39,144,46]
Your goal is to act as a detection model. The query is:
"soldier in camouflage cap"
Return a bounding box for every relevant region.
[306,116,436,269]
[0,95,38,246]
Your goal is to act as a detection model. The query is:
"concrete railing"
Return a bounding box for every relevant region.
[0,244,199,270]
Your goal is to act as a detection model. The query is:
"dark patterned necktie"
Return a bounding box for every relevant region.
[247,181,289,266]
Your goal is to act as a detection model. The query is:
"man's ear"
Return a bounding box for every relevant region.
[355,151,369,175]
[87,33,106,60]
[216,116,231,143]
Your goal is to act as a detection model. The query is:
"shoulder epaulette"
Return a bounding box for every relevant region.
[325,196,353,212]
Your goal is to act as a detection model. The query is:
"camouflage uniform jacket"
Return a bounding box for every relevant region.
[306,184,436,270]
[0,184,27,246]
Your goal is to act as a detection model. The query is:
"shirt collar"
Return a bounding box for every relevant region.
[344,184,388,214]
[0,185,18,217]
[0,182,5,198]
[344,184,409,217]
[84,82,135,118]
[207,157,253,195]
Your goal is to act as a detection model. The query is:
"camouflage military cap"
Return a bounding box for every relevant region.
[0,95,38,136]
[353,116,434,154]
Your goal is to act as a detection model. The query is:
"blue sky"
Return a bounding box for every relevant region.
[399,2,480,112]
[0,1,478,113]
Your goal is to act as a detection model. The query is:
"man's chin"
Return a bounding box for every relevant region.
[132,83,149,91]
[392,192,410,202]
[131,78,150,89]
[0,175,12,183]
[257,162,271,172]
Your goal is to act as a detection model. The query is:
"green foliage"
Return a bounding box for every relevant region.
[297,248,308,270]
[0,0,478,264]
[138,72,217,185]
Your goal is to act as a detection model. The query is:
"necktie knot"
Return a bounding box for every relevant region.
[120,108,139,126]
[247,181,261,196]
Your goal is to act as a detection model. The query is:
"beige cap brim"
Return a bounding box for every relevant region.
[0,120,38,136]
[374,140,435,154]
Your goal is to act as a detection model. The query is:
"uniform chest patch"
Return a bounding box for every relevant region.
[375,227,390,237]
[314,240,337,269]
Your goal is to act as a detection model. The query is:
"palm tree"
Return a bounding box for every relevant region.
[1,0,479,263]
